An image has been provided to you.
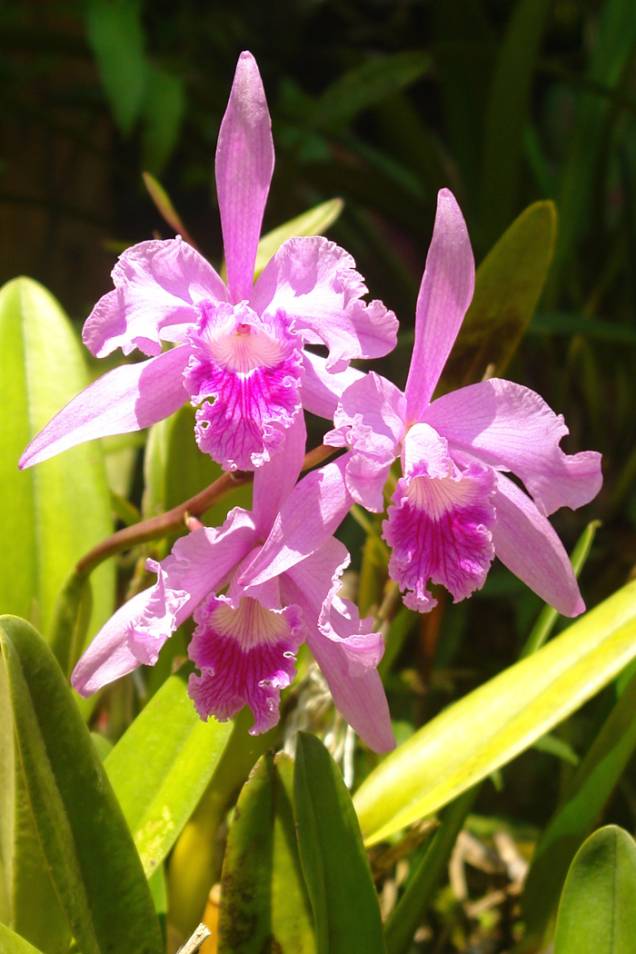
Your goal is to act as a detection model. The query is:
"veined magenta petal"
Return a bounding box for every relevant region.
[239,457,351,588]
[71,588,154,696]
[19,345,191,469]
[300,352,364,420]
[492,472,585,617]
[404,189,475,420]
[251,236,397,370]
[252,412,307,536]
[216,51,274,302]
[423,377,603,516]
[83,238,226,358]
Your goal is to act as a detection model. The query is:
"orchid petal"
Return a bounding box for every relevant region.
[404,189,475,419]
[82,238,226,358]
[492,472,585,617]
[300,351,364,420]
[423,377,603,516]
[252,412,307,536]
[239,457,351,588]
[216,51,274,302]
[251,235,397,370]
[20,345,191,469]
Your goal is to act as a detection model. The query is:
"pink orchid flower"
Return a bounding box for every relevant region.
[71,416,394,753]
[325,189,602,616]
[20,51,397,473]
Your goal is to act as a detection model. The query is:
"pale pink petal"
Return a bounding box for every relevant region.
[216,51,274,302]
[300,351,364,420]
[83,238,226,358]
[324,372,405,511]
[71,588,154,696]
[183,301,304,470]
[251,236,397,371]
[491,473,585,617]
[188,595,303,734]
[239,457,351,588]
[423,377,603,516]
[20,345,191,469]
[252,412,307,536]
[404,189,475,419]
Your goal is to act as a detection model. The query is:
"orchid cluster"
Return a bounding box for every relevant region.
[20,52,601,754]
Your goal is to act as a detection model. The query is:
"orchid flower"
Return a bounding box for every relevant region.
[20,51,397,473]
[71,416,394,753]
[325,189,602,616]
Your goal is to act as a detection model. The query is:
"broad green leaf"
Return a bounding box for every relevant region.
[143,404,252,527]
[218,754,316,954]
[85,0,147,134]
[0,923,45,954]
[0,278,114,640]
[354,582,636,845]
[254,198,344,276]
[440,201,557,390]
[294,734,385,954]
[105,669,233,877]
[479,0,551,244]
[142,64,185,173]
[523,667,636,938]
[553,826,636,953]
[0,616,162,954]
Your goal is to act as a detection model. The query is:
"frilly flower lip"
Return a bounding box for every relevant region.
[327,189,602,617]
[20,51,397,473]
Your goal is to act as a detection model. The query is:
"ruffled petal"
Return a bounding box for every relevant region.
[383,423,496,611]
[300,352,364,420]
[251,235,398,371]
[492,472,585,617]
[83,238,226,358]
[20,345,191,469]
[404,189,475,419]
[423,377,603,516]
[324,371,406,512]
[188,594,303,734]
[183,301,304,470]
[216,51,274,302]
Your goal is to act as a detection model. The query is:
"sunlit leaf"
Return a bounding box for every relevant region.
[142,171,189,237]
[0,278,114,641]
[105,669,233,877]
[0,616,162,954]
[254,198,344,276]
[294,734,385,954]
[354,582,636,845]
[0,923,45,954]
[218,754,316,953]
[85,0,147,134]
[553,826,636,953]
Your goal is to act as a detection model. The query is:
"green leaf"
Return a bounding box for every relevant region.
[142,171,189,237]
[479,0,551,244]
[254,198,344,276]
[85,0,148,134]
[105,669,233,877]
[354,581,636,845]
[0,278,114,641]
[218,753,316,954]
[141,64,185,173]
[294,734,385,954]
[48,570,93,677]
[0,616,162,954]
[523,667,636,938]
[0,923,45,954]
[554,826,636,953]
[440,201,557,390]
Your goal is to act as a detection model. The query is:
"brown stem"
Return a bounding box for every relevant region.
[76,443,336,577]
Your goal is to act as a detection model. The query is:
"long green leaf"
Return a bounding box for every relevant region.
[553,826,636,953]
[0,616,162,954]
[0,923,45,954]
[0,277,114,641]
[294,734,385,954]
[105,670,233,877]
[85,0,147,134]
[354,582,636,845]
[523,667,636,938]
[440,201,557,390]
[218,754,316,953]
